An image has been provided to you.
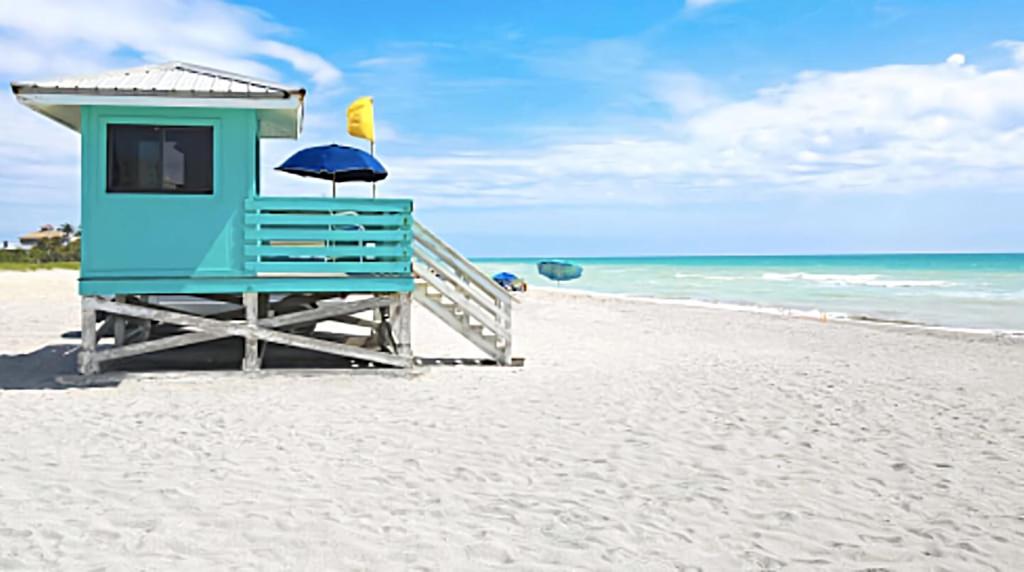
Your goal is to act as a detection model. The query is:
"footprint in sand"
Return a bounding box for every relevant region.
[465,542,514,564]
[0,527,32,538]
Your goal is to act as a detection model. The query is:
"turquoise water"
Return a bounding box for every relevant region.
[475,253,1024,332]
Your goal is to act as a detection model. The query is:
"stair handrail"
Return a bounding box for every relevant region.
[412,246,505,325]
[413,221,512,305]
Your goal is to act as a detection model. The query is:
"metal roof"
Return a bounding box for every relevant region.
[11,61,305,99]
[19,229,67,242]
[11,62,306,138]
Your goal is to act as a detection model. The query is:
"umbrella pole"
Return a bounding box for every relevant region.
[371,141,377,199]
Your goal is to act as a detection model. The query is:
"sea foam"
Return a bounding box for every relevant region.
[674,273,741,281]
[761,272,956,288]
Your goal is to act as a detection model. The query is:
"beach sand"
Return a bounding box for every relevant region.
[1,269,1022,570]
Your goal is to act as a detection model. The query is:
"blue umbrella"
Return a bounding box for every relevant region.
[537,260,583,284]
[492,272,518,288]
[276,144,387,197]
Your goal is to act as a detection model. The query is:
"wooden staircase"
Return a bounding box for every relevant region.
[412,221,514,365]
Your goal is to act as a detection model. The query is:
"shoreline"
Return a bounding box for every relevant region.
[532,285,1024,340]
[1,268,1018,339]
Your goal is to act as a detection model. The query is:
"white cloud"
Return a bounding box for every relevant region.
[525,38,649,84]
[255,40,341,87]
[356,55,426,69]
[995,40,1024,65]
[379,43,1024,207]
[684,0,734,13]
[0,0,340,84]
[648,71,721,115]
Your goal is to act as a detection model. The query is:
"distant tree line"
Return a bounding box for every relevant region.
[0,223,81,263]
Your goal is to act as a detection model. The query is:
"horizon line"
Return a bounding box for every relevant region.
[471,251,1024,260]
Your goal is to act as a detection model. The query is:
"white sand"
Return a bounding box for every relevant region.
[1,269,1023,570]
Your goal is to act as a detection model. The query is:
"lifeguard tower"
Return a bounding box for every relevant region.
[12,62,514,374]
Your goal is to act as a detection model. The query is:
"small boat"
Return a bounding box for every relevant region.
[537,260,583,283]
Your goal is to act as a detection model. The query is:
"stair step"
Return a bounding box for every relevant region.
[411,240,513,365]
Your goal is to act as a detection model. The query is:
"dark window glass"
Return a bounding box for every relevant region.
[255,132,261,196]
[107,125,213,194]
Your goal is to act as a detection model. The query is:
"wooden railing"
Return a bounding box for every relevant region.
[412,220,513,363]
[243,197,413,277]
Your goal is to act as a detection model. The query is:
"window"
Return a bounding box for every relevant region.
[107,125,213,194]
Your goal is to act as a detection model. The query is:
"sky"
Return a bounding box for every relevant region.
[1,0,1023,256]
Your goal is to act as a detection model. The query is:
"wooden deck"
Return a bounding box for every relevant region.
[79,196,415,296]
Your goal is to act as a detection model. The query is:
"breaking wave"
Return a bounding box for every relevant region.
[761,272,957,288]
[674,273,742,281]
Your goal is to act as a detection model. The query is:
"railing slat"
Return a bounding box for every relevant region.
[247,229,410,242]
[249,261,411,274]
[245,197,412,213]
[244,213,409,227]
[244,245,408,258]
[413,221,511,304]
[412,245,503,322]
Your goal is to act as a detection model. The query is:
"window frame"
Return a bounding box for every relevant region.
[105,124,215,195]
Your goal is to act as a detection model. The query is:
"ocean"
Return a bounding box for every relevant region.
[474,253,1024,333]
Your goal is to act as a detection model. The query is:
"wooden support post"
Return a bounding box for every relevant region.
[113,294,127,347]
[243,291,261,372]
[138,295,153,342]
[79,296,99,375]
[258,293,269,363]
[393,292,412,358]
[370,307,383,349]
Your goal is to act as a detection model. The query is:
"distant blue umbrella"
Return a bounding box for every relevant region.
[276,144,387,197]
[493,272,518,288]
[537,260,583,285]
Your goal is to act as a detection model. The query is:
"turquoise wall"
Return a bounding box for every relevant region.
[80,106,259,281]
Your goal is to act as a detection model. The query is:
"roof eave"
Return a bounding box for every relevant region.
[14,91,302,109]
[12,91,304,139]
[11,85,303,99]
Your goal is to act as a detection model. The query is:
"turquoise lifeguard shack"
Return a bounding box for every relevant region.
[12,62,513,373]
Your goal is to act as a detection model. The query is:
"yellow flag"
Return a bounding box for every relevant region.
[346,96,375,142]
